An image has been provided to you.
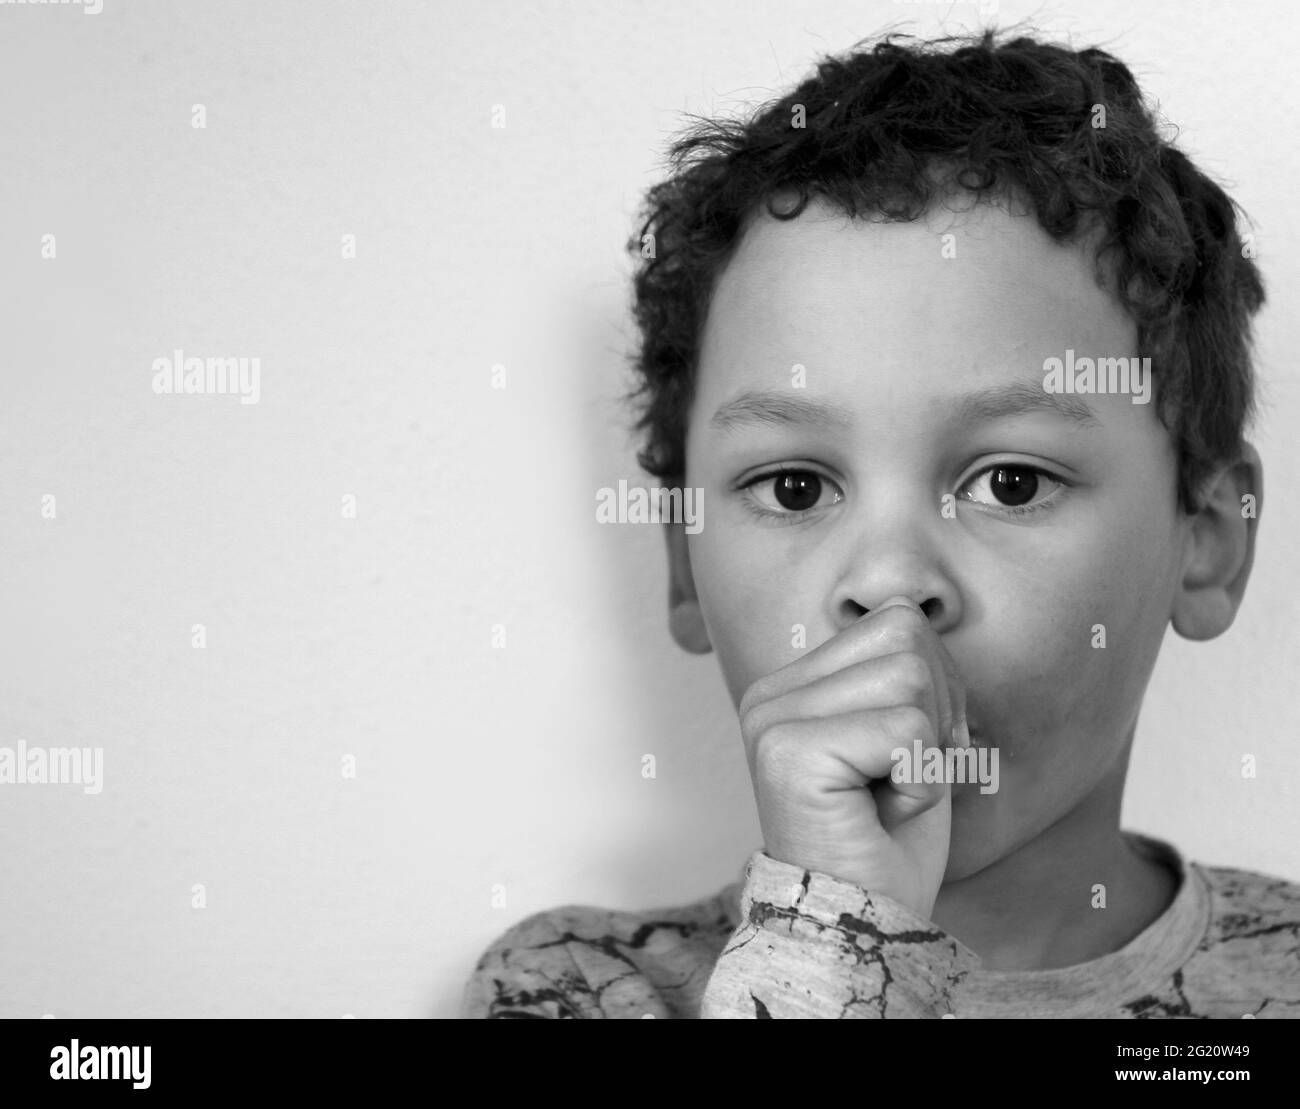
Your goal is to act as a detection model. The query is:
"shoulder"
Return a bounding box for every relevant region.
[461,881,741,1019]
[1188,860,1300,1017]
[1198,861,1300,943]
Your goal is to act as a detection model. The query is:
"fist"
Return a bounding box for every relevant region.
[738,596,969,920]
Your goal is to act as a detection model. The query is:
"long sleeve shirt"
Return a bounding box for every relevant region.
[461,833,1300,1018]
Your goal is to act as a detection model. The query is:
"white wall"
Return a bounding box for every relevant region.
[0,0,1295,1018]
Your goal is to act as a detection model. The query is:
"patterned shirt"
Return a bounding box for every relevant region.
[462,834,1300,1018]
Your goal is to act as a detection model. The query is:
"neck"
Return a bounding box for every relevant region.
[930,753,1179,971]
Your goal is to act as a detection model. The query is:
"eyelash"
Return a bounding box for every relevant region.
[737,464,1070,524]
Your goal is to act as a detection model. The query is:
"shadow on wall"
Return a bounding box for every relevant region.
[571,286,759,910]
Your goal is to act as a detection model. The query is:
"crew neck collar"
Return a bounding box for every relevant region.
[960,832,1210,1017]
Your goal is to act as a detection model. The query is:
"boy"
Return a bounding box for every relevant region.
[463,29,1300,1018]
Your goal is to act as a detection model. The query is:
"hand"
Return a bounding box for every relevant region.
[738,596,969,921]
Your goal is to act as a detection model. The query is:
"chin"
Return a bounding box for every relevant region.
[942,843,991,883]
[942,800,1010,882]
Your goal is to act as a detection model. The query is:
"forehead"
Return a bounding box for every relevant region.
[695,196,1134,409]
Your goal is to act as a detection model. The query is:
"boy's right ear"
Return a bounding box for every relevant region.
[663,522,712,654]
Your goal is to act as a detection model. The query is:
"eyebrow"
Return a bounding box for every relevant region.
[708,380,1101,434]
[708,391,853,434]
[954,380,1101,429]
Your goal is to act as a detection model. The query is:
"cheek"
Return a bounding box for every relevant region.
[690,532,821,706]
[968,523,1175,771]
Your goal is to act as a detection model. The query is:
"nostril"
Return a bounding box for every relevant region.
[920,598,942,620]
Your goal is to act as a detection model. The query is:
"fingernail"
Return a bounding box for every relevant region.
[878,595,921,613]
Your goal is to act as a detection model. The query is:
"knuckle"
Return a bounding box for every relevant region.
[753,722,803,777]
[889,703,935,744]
[740,693,786,742]
[887,651,933,701]
[739,702,770,742]
[738,675,774,720]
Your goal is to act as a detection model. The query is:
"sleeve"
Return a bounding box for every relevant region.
[700,850,978,1019]
[461,912,604,1019]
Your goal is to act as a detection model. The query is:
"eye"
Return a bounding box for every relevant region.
[959,464,1065,515]
[741,469,844,520]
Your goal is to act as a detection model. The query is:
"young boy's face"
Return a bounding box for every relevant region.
[677,195,1196,881]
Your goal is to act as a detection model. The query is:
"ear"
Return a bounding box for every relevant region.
[1171,442,1262,641]
[663,521,712,654]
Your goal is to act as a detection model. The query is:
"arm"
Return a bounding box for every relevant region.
[461,913,601,1019]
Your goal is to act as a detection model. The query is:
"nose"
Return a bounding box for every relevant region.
[827,494,961,633]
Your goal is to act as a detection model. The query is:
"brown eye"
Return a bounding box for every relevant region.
[743,469,844,518]
[959,464,1064,515]
[989,466,1037,506]
[773,472,823,511]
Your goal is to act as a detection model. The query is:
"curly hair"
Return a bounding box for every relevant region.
[625,29,1265,513]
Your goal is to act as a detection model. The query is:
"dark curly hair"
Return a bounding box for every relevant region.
[625,28,1265,513]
